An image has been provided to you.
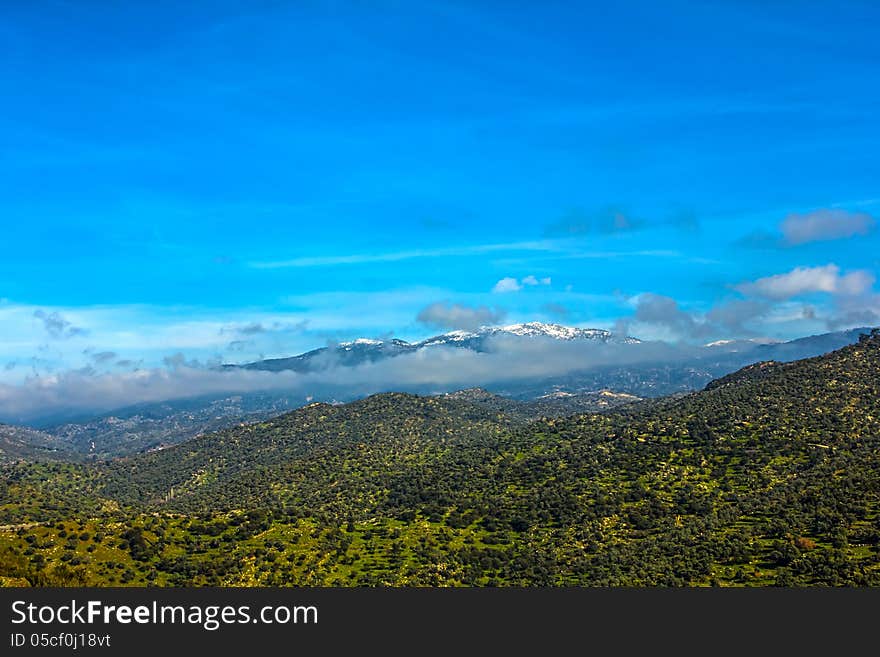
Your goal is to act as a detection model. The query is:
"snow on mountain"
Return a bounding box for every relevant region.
[418,322,640,347]
[418,330,480,346]
[704,337,781,349]
[497,322,602,339]
[339,338,385,348]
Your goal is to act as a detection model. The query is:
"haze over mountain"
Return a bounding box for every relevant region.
[223,323,874,396]
[0,325,872,461]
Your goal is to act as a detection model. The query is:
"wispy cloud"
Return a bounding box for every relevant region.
[546,250,682,261]
[220,320,308,336]
[249,240,559,269]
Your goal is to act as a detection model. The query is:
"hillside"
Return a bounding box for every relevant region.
[1,330,879,586]
[45,392,306,459]
[440,387,642,420]
[0,424,74,463]
[97,393,517,511]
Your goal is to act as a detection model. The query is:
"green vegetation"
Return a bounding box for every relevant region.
[2,331,880,586]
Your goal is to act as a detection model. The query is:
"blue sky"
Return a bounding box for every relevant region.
[2,0,879,382]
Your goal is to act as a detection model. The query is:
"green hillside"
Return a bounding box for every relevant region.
[2,330,879,587]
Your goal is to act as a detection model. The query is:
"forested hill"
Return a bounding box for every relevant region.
[1,330,879,586]
[99,393,518,508]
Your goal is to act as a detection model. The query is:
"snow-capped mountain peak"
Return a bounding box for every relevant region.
[417,330,479,347]
[492,322,640,343]
[496,322,609,340]
[419,322,640,346]
[339,338,385,348]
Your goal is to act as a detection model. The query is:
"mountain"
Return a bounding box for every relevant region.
[225,322,639,373]
[0,424,73,462]
[2,329,879,586]
[226,338,416,373]
[752,326,874,362]
[417,322,639,348]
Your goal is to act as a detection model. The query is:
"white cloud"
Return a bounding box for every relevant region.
[493,275,552,293]
[492,277,522,293]
[781,209,876,245]
[735,265,875,300]
[521,275,553,286]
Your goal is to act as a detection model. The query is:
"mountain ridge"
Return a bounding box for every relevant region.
[223,322,640,373]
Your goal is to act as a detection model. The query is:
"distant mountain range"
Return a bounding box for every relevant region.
[224,322,871,375]
[489,326,876,399]
[221,323,876,402]
[223,322,639,373]
[0,324,874,461]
